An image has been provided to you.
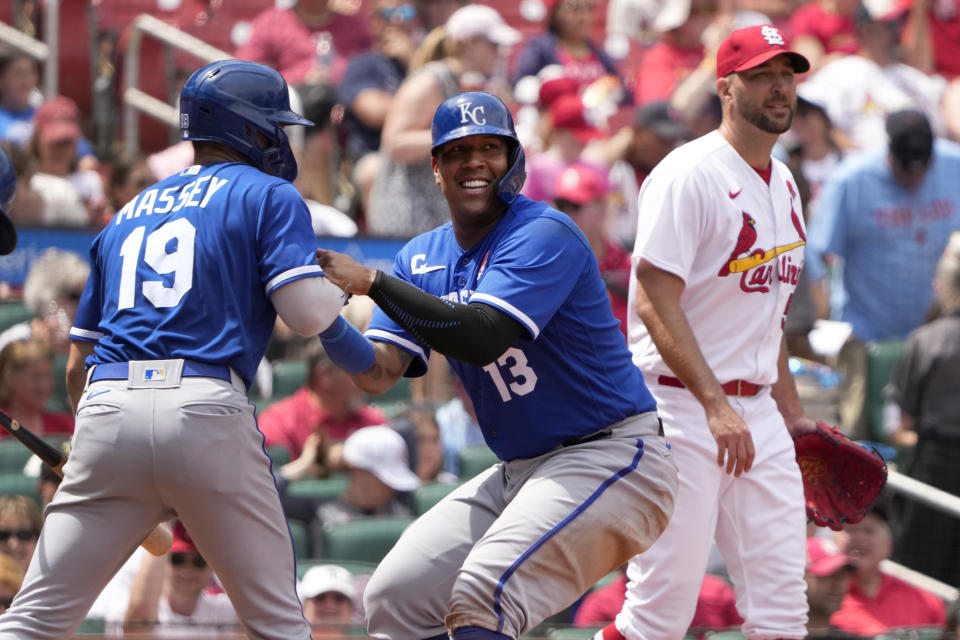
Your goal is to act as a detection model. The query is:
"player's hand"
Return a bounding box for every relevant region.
[706,402,754,476]
[316,249,376,296]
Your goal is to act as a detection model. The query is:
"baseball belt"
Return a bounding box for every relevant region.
[657,375,764,397]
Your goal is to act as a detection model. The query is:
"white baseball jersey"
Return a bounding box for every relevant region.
[628,130,806,385]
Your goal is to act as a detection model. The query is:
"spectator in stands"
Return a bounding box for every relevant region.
[234,0,373,87]
[102,151,153,229]
[552,163,630,337]
[299,563,360,634]
[805,109,960,440]
[572,566,742,634]
[783,97,844,216]
[629,0,720,106]
[35,461,62,511]
[0,495,40,573]
[788,0,860,73]
[434,377,484,478]
[0,47,41,148]
[415,0,466,31]
[0,340,73,440]
[338,0,422,218]
[0,141,43,226]
[900,0,960,81]
[258,343,387,461]
[585,100,688,245]
[804,536,857,636]
[513,0,627,99]
[0,248,90,354]
[301,425,420,557]
[831,500,946,635]
[0,551,22,614]
[886,235,960,587]
[123,520,238,635]
[798,1,960,150]
[521,93,606,203]
[28,96,105,227]
[516,70,579,156]
[365,4,519,236]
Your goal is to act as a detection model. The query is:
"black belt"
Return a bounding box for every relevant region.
[90,360,232,383]
[561,429,613,448]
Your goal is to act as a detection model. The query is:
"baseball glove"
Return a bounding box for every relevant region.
[793,423,888,531]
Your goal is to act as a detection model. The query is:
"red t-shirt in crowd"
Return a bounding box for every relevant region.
[0,409,73,439]
[790,3,858,55]
[257,388,387,458]
[830,574,946,636]
[632,41,703,106]
[234,8,373,86]
[597,239,631,340]
[927,6,960,79]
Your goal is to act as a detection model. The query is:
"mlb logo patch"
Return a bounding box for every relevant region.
[144,368,166,381]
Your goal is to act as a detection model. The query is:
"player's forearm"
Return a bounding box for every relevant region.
[66,341,95,414]
[124,553,165,624]
[349,341,413,394]
[635,264,728,413]
[770,337,807,433]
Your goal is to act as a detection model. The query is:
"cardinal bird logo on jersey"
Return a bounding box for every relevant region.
[717,212,758,277]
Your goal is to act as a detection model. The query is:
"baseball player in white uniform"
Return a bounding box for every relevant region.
[594,25,817,640]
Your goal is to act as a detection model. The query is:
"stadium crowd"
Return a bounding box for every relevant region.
[0,0,959,637]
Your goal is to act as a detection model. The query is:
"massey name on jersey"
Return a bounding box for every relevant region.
[113,172,229,225]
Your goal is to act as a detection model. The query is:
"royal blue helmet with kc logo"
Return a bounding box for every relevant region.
[179,59,313,182]
[431,91,526,205]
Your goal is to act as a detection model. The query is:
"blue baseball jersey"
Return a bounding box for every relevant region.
[70,162,323,387]
[366,195,657,460]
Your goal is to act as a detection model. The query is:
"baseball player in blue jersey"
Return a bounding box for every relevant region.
[316,91,679,640]
[0,60,357,639]
[0,146,18,255]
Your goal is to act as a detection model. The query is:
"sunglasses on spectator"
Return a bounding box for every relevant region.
[554,198,583,214]
[170,552,207,569]
[0,529,37,542]
[378,4,416,22]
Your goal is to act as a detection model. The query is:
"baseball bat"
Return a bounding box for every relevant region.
[728,240,805,274]
[0,410,174,557]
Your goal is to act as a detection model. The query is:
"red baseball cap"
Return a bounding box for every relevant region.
[806,537,856,577]
[33,96,82,144]
[715,25,810,79]
[554,163,609,205]
[549,94,603,143]
[538,76,578,110]
[169,520,200,555]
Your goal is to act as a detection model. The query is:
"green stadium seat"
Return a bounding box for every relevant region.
[271,359,308,400]
[76,616,106,634]
[0,473,40,504]
[866,340,905,441]
[703,631,747,640]
[547,628,603,639]
[457,444,500,480]
[265,444,291,468]
[0,301,33,334]
[413,482,460,515]
[289,519,311,559]
[287,475,349,501]
[0,439,35,473]
[320,516,413,564]
[45,353,70,413]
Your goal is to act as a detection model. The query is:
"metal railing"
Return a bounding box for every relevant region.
[121,14,231,154]
[0,0,58,98]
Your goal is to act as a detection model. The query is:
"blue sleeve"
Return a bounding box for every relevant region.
[257,183,323,294]
[470,217,589,339]
[805,172,848,282]
[338,54,382,106]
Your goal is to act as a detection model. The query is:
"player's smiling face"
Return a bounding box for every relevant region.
[731,56,797,134]
[433,134,510,219]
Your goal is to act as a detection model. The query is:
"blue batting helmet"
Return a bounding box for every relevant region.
[179,59,313,182]
[431,91,526,205]
[0,147,18,255]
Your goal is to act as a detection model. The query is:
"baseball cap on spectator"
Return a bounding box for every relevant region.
[170,520,199,555]
[634,101,688,139]
[886,109,933,173]
[343,426,421,491]
[715,25,810,79]
[554,164,609,205]
[806,537,856,577]
[550,94,603,143]
[299,564,357,602]
[33,96,82,145]
[538,76,579,110]
[445,5,521,47]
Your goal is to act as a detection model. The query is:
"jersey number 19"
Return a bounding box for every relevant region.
[118,219,196,310]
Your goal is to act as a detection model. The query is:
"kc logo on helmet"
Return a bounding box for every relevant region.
[459,103,487,126]
[761,25,784,45]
